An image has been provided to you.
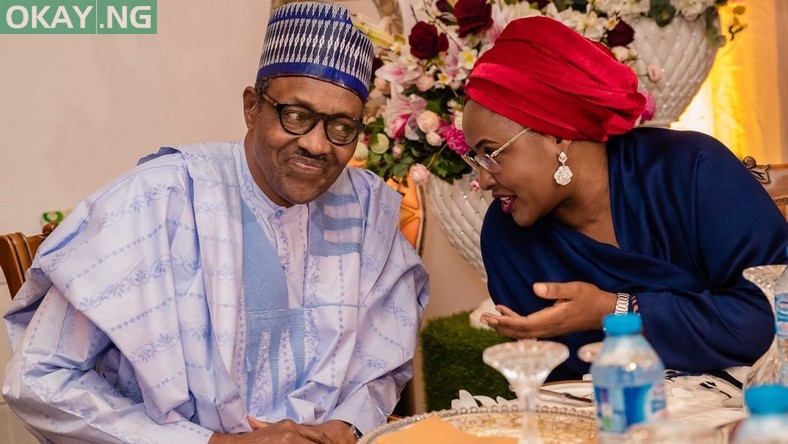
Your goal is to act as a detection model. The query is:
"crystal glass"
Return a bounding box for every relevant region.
[742,264,786,390]
[577,341,603,364]
[483,340,570,444]
[628,420,723,443]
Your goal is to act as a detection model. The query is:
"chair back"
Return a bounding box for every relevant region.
[744,156,788,220]
[0,222,58,298]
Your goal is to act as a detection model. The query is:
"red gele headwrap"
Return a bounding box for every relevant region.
[465,16,646,142]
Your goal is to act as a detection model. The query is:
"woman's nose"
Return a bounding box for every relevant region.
[478,169,497,190]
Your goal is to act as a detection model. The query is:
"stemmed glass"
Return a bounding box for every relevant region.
[483,340,570,444]
[742,265,786,390]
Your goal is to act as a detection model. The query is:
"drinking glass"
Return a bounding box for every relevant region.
[742,265,786,390]
[483,340,570,444]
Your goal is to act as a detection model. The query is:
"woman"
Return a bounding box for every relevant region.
[466,16,787,380]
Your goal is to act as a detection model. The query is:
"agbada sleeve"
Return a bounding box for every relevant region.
[3,284,214,443]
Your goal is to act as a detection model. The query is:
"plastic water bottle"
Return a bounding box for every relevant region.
[774,247,788,385]
[731,385,788,443]
[591,313,667,443]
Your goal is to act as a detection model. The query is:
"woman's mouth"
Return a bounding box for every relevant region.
[499,196,516,213]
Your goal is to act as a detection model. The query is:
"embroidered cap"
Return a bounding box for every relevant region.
[257,1,374,101]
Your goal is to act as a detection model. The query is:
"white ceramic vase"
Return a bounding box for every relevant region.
[626,14,719,128]
[424,175,491,280]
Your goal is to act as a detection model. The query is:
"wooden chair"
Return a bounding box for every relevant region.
[0,222,58,298]
[743,156,788,219]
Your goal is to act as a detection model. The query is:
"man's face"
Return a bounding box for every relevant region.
[242,76,364,207]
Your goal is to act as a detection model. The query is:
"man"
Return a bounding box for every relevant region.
[2,3,428,443]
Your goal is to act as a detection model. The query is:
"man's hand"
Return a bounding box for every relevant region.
[208,419,356,444]
[479,281,617,338]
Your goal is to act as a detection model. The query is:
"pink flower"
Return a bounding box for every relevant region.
[383,91,427,139]
[442,125,471,155]
[416,74,435,92]
[647,64,663,83]
[469,179,481,191]
[409,163,432,185]
[640,89,656,123]
[426,131,443,146]
[416,110,441,133]
[375,61,419,88]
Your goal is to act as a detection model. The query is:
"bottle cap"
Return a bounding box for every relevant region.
[602,313,642,336]
[745,385,788,414]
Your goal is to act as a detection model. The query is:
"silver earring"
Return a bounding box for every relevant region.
[553,151,572,185]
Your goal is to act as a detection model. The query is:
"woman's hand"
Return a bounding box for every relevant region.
[479,281,617,338]
[208,418,355,444]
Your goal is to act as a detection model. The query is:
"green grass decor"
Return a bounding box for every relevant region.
[420,311,512,411]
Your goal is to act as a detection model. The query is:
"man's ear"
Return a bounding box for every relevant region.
[243,86,260,130]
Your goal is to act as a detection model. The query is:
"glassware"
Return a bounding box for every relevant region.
[742,265,787,390]
[577,341,603,363]
[483,340,570,444]
[627,420,723,443]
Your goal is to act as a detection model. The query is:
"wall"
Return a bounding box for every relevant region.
[0,0,488,424]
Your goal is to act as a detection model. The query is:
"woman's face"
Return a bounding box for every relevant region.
[462,100,569,227]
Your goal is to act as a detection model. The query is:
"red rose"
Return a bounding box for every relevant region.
[607,19,635,47]
[455,0,493,38]
[436,0,452,13]
[409,21,449,60]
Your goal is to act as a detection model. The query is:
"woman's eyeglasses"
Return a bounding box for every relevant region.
[462,127,531,173]
[260,92,365,146]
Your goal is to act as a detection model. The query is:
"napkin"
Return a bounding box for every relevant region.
[375,416,517,444]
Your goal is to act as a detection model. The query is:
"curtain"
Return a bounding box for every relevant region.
[675,0,787,163]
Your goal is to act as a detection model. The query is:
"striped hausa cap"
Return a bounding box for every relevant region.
[257,2,374,100]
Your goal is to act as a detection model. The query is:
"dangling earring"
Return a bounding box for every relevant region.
[553,151,572,186]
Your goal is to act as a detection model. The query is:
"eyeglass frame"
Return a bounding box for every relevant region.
[462,127,531,173]
[259,92,365,146]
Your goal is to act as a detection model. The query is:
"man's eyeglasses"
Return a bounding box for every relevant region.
[462,127,531,173]
[260,92,365,146]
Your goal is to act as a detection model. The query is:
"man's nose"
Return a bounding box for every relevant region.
[297,119,333,155]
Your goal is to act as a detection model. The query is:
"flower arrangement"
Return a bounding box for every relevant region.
[354,0,746,184]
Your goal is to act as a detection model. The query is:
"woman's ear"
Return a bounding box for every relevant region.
[242,86,260,130]
[554,136,572,152]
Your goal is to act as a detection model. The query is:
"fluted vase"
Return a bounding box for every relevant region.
[424,175,491,281]
[626,14,719,127]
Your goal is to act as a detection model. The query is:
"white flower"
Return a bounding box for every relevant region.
[592,0,649,16]
[409,163,431,185]
[458,48,478,70]
[370,134,390,154]
[417,110,441,134]
[373,77,390,95]
[677,0,714,20]
[353,140,369,161]
[453,112,463,131]
[610,45,630,62]
[426,131,443,146]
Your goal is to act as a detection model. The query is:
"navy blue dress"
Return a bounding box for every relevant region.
[481,127,787,379]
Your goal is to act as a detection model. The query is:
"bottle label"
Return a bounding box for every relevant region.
[594,380,667,434]
[776,293,788,339]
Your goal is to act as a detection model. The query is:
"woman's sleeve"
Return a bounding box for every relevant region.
[636,144,787,372]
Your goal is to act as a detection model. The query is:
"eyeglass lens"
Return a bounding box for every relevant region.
[278,104,361,146]
[462,153,502,173]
